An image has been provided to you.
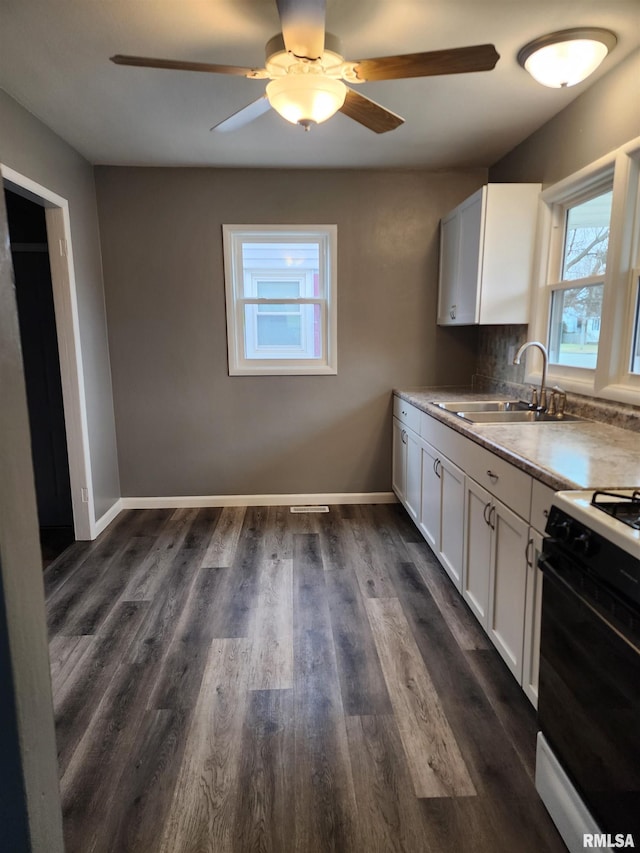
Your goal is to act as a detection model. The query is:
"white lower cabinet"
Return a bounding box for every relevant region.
[405,429,422,522]
[462,479,492,625]
[488,500,529,682]
[392,415,421,522]
[463,479,529,681]
[392,396,551,705]
[439,456,465,591]
[418,440,440,552]
[522,529,544,708]
[420,441,465,590]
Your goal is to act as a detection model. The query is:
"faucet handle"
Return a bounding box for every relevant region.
[530,387,538,408]
[552,385,566,415]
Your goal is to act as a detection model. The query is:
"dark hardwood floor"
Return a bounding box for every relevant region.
[45,503,567,853]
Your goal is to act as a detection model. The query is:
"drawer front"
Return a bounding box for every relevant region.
[420,412,468,463]
[530,480,555,534]
[393,396,421,434]
[463,442,532,520]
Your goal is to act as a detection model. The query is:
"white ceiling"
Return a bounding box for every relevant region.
[1,0,638,169]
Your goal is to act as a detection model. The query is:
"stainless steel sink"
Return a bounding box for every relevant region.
[433,399,584,424]
[435,400,521,413]
[456,410,584,424]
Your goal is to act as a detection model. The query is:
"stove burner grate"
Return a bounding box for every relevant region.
[591,490,640,530]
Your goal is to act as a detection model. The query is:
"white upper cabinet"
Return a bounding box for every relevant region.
[438,183,541,326]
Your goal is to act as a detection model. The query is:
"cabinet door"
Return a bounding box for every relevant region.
[522,529,544,708]
[439,456,465,592]
[488,500,529,681]
[437,212,459,325]
[392,417,407,502]
[462,478,492,625]
[455,189,483,324]
[419,440,440,552]
[405,428,422,522]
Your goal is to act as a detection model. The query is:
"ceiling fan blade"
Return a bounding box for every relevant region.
[352,44,500,82]
[275,0,326,60]
[211,96,272,132]
[110,54,258,77]
[339,88,404,134]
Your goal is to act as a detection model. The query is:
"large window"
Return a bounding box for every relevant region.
[528,137,640,403]
[223,225,337,375]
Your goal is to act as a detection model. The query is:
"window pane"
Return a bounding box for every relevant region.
[562,190,612,281]
[548,284,603,368]
[244,303,322,359]
[630,278,640,374]
[256,280,300,299]
[242,243,320,297]
[257,314,301,346]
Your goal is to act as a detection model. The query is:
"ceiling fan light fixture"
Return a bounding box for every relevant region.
[517,28,617,88]
[266,75,347,128]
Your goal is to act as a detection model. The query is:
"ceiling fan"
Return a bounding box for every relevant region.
[111,0,500,134]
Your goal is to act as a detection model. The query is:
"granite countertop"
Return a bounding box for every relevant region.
[394,387,640,492]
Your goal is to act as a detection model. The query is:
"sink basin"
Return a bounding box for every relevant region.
[435,400,521,413]
[434,398,583,424]
[456,410,584,424]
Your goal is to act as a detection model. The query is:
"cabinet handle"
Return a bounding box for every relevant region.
[450,305,456,320]
[543,509,549,518]
[401,429,407,445]
[525,537,534,568]
[489,505,496,530]
[483,501,492,526]
[486,469,499,483]
[435,458,442,479]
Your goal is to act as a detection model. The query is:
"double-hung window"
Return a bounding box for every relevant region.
[223,225,337,375]
[528,137,640,403]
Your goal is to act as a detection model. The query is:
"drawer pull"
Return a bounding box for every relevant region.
[486,469,499,483]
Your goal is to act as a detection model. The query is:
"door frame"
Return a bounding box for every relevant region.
[2,164,93,540]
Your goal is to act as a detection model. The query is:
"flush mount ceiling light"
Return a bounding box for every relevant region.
[517,28,617,88]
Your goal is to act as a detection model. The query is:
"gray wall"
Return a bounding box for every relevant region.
[96,166,485,497]
[0,89,120,520]
[490,48,640,185]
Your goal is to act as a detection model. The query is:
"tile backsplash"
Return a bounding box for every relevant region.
[474,325,640,432]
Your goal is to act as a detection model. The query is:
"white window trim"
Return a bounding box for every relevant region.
[222,224,337,376]
[527,136,640,405]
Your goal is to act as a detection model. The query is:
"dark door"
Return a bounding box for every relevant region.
[4,190,74,556]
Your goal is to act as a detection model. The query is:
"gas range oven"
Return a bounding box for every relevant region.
[536,489,640,853]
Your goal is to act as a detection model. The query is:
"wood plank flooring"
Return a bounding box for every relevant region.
[45,504,567,853]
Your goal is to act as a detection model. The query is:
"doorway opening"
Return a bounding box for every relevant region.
[5,189,75,566]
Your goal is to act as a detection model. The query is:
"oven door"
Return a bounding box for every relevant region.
[538,544,640,839]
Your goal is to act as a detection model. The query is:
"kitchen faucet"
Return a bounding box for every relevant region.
[513,341,548,411]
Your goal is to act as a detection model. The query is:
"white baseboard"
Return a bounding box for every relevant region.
[120,492,397,510]
[90,498,123,539]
